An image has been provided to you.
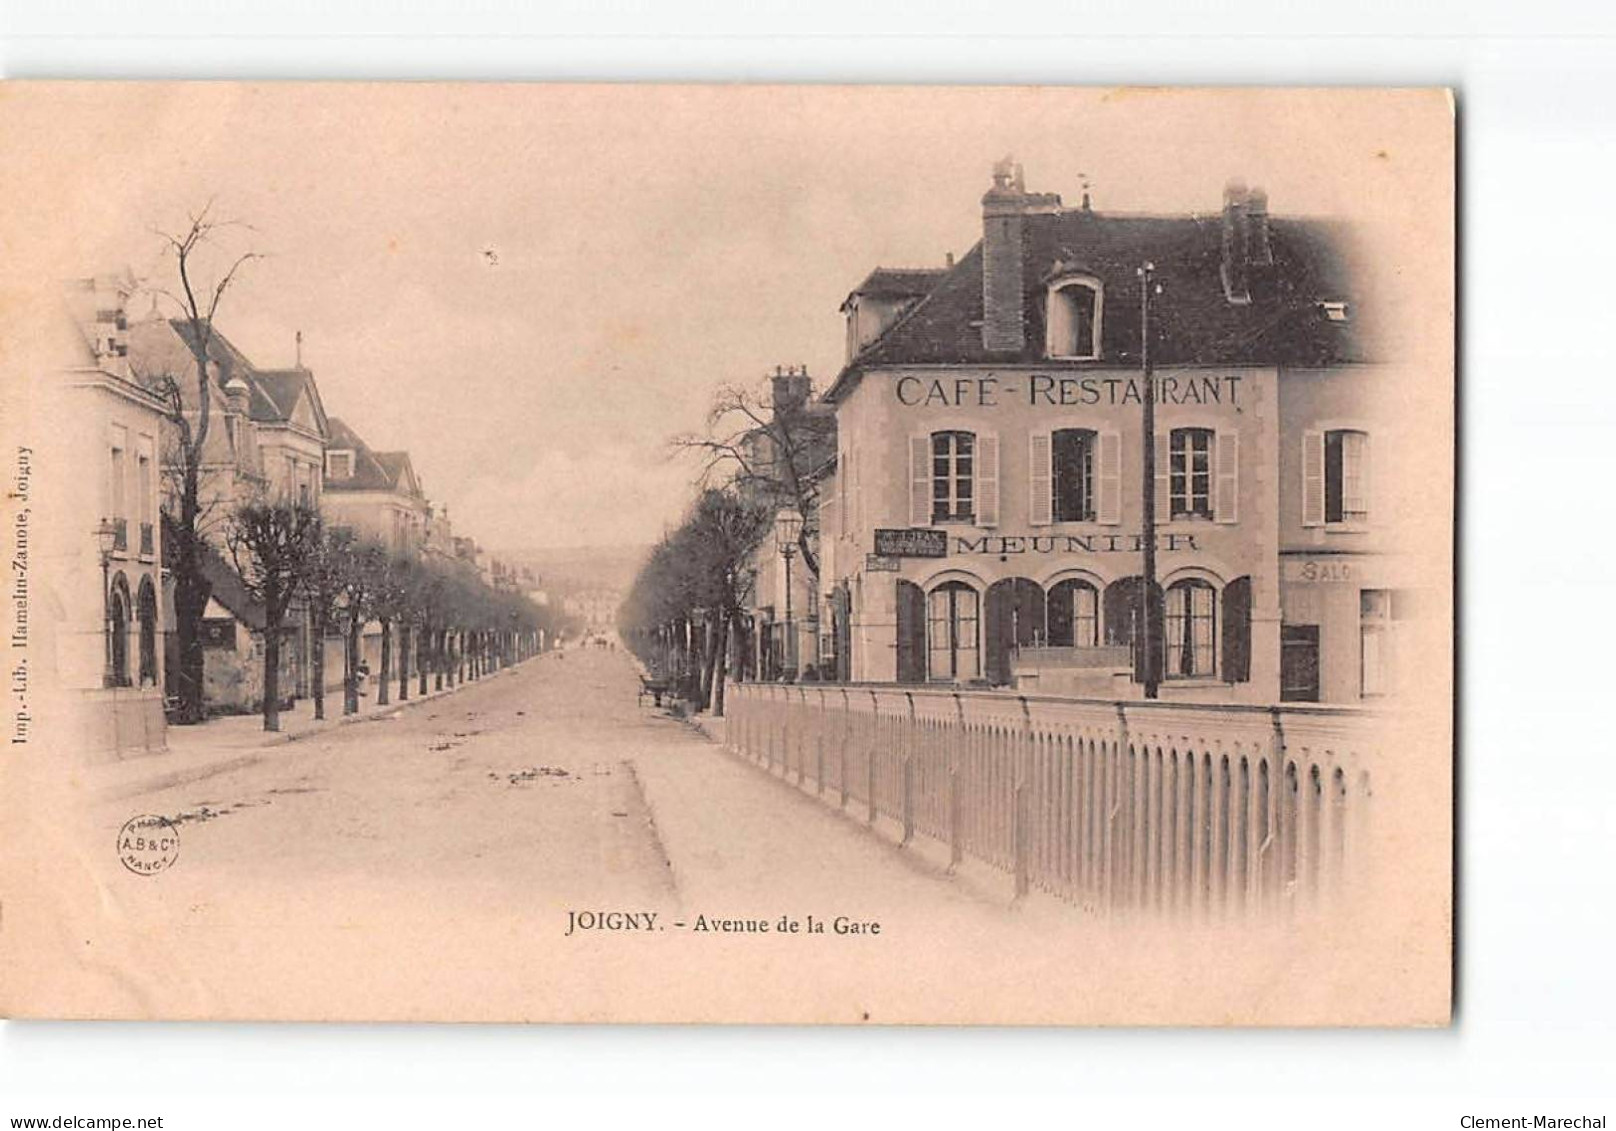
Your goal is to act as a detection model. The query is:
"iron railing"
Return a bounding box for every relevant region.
[723,682,1379,918]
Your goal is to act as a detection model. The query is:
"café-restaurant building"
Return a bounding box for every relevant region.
[816,161,1419,705]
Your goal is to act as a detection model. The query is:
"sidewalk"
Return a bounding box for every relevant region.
[93,655,548,801]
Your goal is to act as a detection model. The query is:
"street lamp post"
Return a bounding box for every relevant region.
[1137,261,1162,700]
[94,518,117,688]
[773,507,804,681]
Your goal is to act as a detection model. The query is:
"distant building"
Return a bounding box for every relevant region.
[320,417,429,555]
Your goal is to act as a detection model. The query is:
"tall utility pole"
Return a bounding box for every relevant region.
[1138,262,1161,699]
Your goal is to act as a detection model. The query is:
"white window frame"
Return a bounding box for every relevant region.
[930,430,976,525]
[1302,421,1372,531]
[1045,274,1104,361]
[1167,427,1215,521]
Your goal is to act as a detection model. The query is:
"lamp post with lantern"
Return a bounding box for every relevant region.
[94,517,117,688]
[773,507,804,681]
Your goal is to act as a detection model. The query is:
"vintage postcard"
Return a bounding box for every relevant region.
[0,84,1453,1024]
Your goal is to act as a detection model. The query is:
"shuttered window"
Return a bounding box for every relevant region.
[931,430,975,523]
[1325,429,1370,524]
[1096,430,1121,525]
[1052,428,1097,522]
[917,430,996,526]
[1168,428,1214,520]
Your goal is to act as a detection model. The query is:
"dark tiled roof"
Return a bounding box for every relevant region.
[249,369,306,423]
[846,267,949,304]
[830,208,1369,400]
[324,417,419,496]
[166,318,256,381]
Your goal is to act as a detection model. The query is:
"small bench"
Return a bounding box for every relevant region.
[638,676,671,708]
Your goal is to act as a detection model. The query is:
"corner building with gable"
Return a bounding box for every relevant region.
[817,161,1418,705]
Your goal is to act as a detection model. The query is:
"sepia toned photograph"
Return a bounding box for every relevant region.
[0,83,1454,1025]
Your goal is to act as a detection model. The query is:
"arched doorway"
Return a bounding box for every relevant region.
[108,573,132,688]
[137,577,159,687]
[1103,575,1164,686]
[984,577,1045,686]
[1046,577,1100,648]
[926,580,981,682]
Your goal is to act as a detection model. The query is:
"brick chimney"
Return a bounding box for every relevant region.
[1221,180,1273,305]
[980,158,1061,353]
[771,365,811,416]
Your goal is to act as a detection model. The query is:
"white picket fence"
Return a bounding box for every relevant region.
[724,682,1380,917]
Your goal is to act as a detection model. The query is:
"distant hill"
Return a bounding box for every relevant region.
[498,544,651,597]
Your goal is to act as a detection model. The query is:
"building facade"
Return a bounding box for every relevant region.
[321,417,429,554]
[127,316,333,711]
[818,162,1413,705]
[45,274,170,756]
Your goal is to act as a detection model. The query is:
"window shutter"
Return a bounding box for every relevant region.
[1221,575,1252,682]
[909,436,931,526]
[1360,432,1372,525]
[1029,430,1053,526]
[1097,430,1121,525]
[976,432,1000,527]
[1301,429,1324,527]
[1215,429,1239,524]
[1154,432,1170,520]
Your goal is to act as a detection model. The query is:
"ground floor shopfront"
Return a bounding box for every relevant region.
[824,542,1405,707]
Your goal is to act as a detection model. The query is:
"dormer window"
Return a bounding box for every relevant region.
[326,450,354,480]
[1046,276,1102,360]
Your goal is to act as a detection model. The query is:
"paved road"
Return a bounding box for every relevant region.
[45,648,1025,1020]
[32,646,1375,1023]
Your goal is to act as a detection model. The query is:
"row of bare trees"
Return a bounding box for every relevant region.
[226,500,555,732]
[621,372,836,717]
[617,489,771,718]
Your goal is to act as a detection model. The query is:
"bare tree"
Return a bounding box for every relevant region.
[620,488,768,717]
[225,501,320,733]
[337,543,385,716]
[146,203,262,723]
[302,524,357,721]
[672,376,834,582]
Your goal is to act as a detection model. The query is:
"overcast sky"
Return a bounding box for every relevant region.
[3,85,1448,554]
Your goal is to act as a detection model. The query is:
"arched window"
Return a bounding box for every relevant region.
[1165,578,1217,678]
[1046,277,1102,359]
[926,581,980,682]
[137,577,159,688]
[930,430,975,524]
[108,573,132,688]
[1046,578,1099,648]
[1052,428,1097,522]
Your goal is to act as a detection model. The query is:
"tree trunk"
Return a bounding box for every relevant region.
[312,612,327,720]
[421,626,432,695]
[378,617,392,707]
[398,622,410,701]
[699,618,720,712]
[169,452,212,724]
[262,620,282,733]
[345,619,361,715]
[712,608,731,718]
